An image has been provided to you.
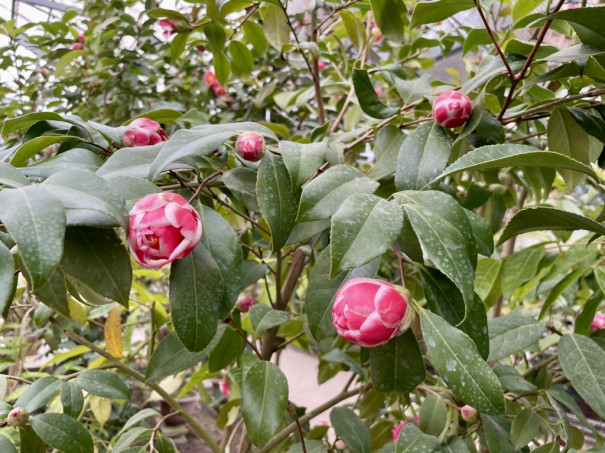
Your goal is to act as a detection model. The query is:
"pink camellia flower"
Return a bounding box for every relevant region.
[203,71,217,87]
[432,90,472,128]
[332,278,413,347]
[317,60,326,71]
[219,379,231,396]
[128,193,202,269]
[77,34,86,42]
[375,87,382,96]
[159,19,177,37]
[392,416,420,442]
[235,131,265,162]
[71,42,83,50]
[123,118,168,147]
[236,293,256,312]
[193,71,200,77]
[460,405,478,423]
[591,313,605,332]
[212,83,227,97]
[196,45,206,52]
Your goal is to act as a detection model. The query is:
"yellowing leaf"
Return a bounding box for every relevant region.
[68,298,88,325]
[89,395,111,426]
[105,305,123,358]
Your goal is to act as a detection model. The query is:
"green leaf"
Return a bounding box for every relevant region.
[242,361,289,447]
[104,175,161,211]
[464,209,493,257]
[198,205,242,317]
[420,309,505,415]
[249,304,290,338]
[42,170,129,230]
[369,330,425,393]
[279,141,326,188]
[501,246,545,300]
[499,207,605,245]
[512,0,545,23]
[0,162,30,188]
[208,326,246,372]
[494,365,537,392]
[30,413,93,453]
[214,51,231,86]
[169,244,224,352]
[15,376,64,413]
[474,258,503,308]
[488,315,546,361]
[510,408,542,450]
[262,4,290,51]
[170,32,188,64]
[97,144,164,179]
[480,415,514,453]
[1,112,64,138]
[0,186,66,291]
[127,109,184,125]
[393,73,433,105]
[113,427,150,453]
[0,242,14,315]
[298,165,379,222]
[306,247,379,342]
[549,6,605,48]
[340,11,364,49]
[330,407,372,453]
[568,107,605,143]
[222,167,259,211]
[559,334,605,419]
[395,191,476,310]
[369,0,404,42]
[24,149,104,179]
[548,106,591,188]
[75,370,130,400]
[540,267,587,319]
[204,22,227,53]
[62,227,131,307]
[229,41,254,77]
[55,50,87,76]
[410,0,474,28]
[330,194,403,277]
[10,135,82,167]
[395,121,450,191]
[146,328,224,382]
[61,381,84,419]
[419,394,447,437]
[256,152,301,253]
[322,349,364,377]
[367,126,405,180]
[352,69,399,119]
[32,265,69,315]
[436,144,597,182]
[20,426,47,453]
[243,21,268,56]
[0,434,17,453]
[394,422,437,453]
[419,267,489,360]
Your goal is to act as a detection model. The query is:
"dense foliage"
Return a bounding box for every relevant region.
[1,0,605,451]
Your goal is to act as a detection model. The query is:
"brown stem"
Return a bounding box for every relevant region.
[188,170,222,204]
[310,14,326,124]
[230,320,263,359]
[473,0,514,79]
[289,403,307,453]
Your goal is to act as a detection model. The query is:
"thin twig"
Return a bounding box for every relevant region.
[473,0,514,79]
[289,403,307,453]
[230,320,263,359]
[188,170,222,203]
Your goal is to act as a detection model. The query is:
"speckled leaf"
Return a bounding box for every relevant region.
[331,407,372,453]
[395,121,451,191]
[31,265,69,316]
[393,422,437,453]
[279,141,326,187]
[256,152,301,253]
[330,194,403,277]
[169,244,224,352]
[464,209,493,257]
[242,361,289,447]
[0,162,30,187]
[369,329,425,393]
[306,247,380,342]
[96,144,164,179]
[24,149,103,179]
[0,186,66,291]
[488,316,546,362]
[30,413,93,453]
[420,309,505,415]
[61,381,84,419]
[15,376,64,413]
[559,334,605,419]
[74,370,130,400]
[368,126,405,180]
[297,165,379,222]
[395,191,475,310]
[249,304,290,338]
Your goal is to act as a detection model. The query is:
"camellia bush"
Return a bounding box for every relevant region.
[1,0,605,451]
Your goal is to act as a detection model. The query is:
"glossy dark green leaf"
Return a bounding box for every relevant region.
[96,144,164,179]
[322,349,364,377]
[499,207,605,245]
[494,365,537,392]
[170,32,188,64]
[419,394,447,437]
[549,6,605,48]
[0,186,65,291]
[10,135,83,167]
[353,69,399,119]
[249,304,290,338]
[298,165,379,222]
[420,309,505,415]
[395,121,450,191]
[330,194,403,277]
[0,162,30,188]
[169,244,224,351]
[15,376,64,413]
[279,141,326,188]
[510,408,542,450]
[242,361,289,447]
[0,242,14,315]
[214,52,230,86]
[62,227,132,307]
[330,407,371,453]
[146,328,224,382]
[540,267,587,319]
[208,325,246,372]
[20,426,47,453]
[410,0,474,28]
[394,422,437,453]
[464,209,493,257]
[368,126,405,180]
[1,112,64,138]
[104,175,161,211]
[481,415,514,453]
[198,205,242,317]
[32,265,69,316]
[369,330,425,393]
[488,315,546,361]
[75,370,130,400]
[559,334,605,419]
[569,107,605,143]
[61,381,84,418]
[369,0,404,42]
[30,413,93,453]
[222,167,259,211]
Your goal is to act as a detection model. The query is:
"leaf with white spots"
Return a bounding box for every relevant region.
[330,194,403,278]
[0,162,30,188]
[330,407,372,453]
[394,422,437,453]
[279,141,326,187]
[488,315,546,362]
[420,309,505,415]
[249,304,289,339]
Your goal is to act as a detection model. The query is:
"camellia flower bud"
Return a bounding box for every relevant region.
[432,90,472,128]
[391,416,420,442]
[236,293,256,312]
[591,313,605,332]
[158,18,188,36]
[317,60,326,71]
[219,379,230,396]
[332,278,413,347]
[460,405,478,423]
[77,34,86,42]
[71,42,83,50]
[128,193,202,269]
[123,118,168,147]
[235,131,265,162]
[7,407,29,427]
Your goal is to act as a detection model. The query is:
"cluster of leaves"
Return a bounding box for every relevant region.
[0,0,605,452]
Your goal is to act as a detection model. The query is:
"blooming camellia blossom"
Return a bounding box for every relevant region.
[392,416,420,442]
[123,118,168,147]
[159,19,177,37]
[332,278,413,347]
[128,193,202,269]
[203,71,217,87]
[212,83,227,97]
[236,293,256,312]
[235,131,265,162]
[591,313,605,332]
[432,90,472,128]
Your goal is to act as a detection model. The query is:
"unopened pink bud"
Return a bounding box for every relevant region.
[7,407,29,427]
[332,278,413,347]
[460,404,478,423]
[196,45,206,52]
[71,42,83,50]
[235,132,265,162]
[40,67,50,78]
[317,60,326,71]
[77,34,86,42]
[236,293,256,312]
[591,313,605,333]
[123,118,168,147]
[432,90,472,128]
[219,379,230,396]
